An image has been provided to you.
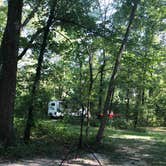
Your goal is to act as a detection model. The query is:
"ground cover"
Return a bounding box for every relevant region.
[0,119,165,165]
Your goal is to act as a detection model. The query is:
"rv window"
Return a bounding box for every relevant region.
[51,103,55,106]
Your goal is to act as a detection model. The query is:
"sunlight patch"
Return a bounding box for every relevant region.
[110,134,152,140]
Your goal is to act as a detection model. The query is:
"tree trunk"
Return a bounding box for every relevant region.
[24,7,55,142]
[134,90,141,128]
[17,28,44,61]
[86,51,93,138]
[77,58,84,149]
[126,87,130,122]
[97,7,107,115]
[0,0,23,145]
[126,69,130,121]
[98,50,106,115]
[164,116,166,127]
[21,1,41,28]
[96,1,139,143]
[78,104,84,149]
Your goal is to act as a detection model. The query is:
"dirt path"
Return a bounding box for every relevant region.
[0,152,149,166]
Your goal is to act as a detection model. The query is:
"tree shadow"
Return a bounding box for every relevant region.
[92,136,166,165]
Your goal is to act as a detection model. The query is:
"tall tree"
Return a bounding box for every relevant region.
[96,0,139,143]
[86,44,94,138]
[0,0,23,145]
[24,5,55,142]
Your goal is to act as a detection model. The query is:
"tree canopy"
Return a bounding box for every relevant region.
[0,0,165,146]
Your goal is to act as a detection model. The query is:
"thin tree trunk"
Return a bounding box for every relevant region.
[98,50,106,115]
[134,90,141,128]
[78,104,84,149]
[96,1,139,143]
[164,116,166,127]
[97,6,107,115]
[141,61,147,105]
[141,66,146,105]
[109,87,115,112]
[125,68,130,121]
[98,69,104,114]
[0,0,23,145]
[86,52,93,138]
[23,7,55,142]
[78,58,84,149]
[126,88,130,122]
[141,90,145,105]
[17,28,44,61]
[21,1,41,28]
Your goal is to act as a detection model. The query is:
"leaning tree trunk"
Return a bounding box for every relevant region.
[24,7,55,142]
[96,1,139,143]
[0,0,23,145]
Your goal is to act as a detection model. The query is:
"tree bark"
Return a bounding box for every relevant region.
[126,88,130,122]
[0,0,23,145]
[98,50,106,115]
[96,1,139,143]
[134,90,141,128]
[97,6,107,115]
[86,50,93,138]
[78,104,84,149]
[78,58,84,148]
[23,7,55,142]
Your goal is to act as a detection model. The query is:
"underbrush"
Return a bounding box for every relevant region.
[1,118,165,163]
[0,118,81,159]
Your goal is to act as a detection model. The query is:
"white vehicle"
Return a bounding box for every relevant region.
[48,101,64,118]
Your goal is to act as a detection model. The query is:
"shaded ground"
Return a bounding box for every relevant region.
[103,127,166,165]
[0,122,165,165]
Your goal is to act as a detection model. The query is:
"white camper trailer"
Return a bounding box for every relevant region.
[48,100,64,118]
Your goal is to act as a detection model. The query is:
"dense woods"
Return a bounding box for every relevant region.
[0,0,165,165]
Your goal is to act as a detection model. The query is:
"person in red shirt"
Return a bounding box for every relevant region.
[108,111,114,119]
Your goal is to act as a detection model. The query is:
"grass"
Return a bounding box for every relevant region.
[101,126,166,165]
[0,118,166,165]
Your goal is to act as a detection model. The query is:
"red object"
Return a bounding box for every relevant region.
[109,113,121,119]
[108,112,114,119]
[98,112,121,119]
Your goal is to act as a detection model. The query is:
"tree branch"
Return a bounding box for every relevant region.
[21,1,41,28]
[17,28,44,61]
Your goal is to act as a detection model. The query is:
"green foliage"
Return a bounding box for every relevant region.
[0,0,165,164]
[0,4,7,40]
[110,118,130,129]
[13,0,166,141]
[0,2,166,166]
[34,120,79,143]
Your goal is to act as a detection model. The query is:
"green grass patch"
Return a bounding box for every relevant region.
[0,118,165,165]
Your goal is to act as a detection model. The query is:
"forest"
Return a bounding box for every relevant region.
[0,0,166,165]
